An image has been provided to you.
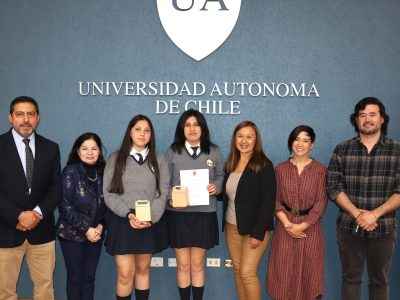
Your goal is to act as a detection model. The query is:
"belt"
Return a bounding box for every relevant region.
[282,202,312,217]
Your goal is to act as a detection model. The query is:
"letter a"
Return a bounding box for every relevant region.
[201,0,228,11]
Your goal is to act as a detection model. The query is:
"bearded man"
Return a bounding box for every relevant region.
[327,97,400,300]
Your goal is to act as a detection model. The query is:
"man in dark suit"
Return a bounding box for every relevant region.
[0,96,61,300]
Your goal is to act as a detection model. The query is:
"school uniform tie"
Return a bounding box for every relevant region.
[22,138,34,188]
[191,146,198,158]
[136,153,144,164]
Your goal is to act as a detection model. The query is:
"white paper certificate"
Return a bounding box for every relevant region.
[180,169,209,206]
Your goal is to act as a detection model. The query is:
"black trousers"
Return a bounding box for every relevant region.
[59,237,103,300]
[337,229,396,300]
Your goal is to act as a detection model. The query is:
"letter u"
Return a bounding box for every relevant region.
[172,0,194,11]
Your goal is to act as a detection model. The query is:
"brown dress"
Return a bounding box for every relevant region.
[266,159,327,300]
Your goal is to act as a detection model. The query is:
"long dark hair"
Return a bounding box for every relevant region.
[350,97,389,136]
[171,109,215,154]
[67,132,106,175]
[109,115,160,196]
[224,121,270,173]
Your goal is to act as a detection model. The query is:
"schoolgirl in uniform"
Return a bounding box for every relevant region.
[165,109,224,300]
[103,115,169,300]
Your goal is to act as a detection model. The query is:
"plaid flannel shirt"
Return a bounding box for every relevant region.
[327,135,400,238]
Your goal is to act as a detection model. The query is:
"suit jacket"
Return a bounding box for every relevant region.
[220,161,276,241]
[0,129,61,247]
[56,163,107,243]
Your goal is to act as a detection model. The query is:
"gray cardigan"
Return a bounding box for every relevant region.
[103,152,170,223]
[165,145,224,213]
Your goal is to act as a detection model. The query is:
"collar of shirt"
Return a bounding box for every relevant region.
[355,134,387,147]
[185,140,201,156]
[129,147,149,161]
[12,128,36,160]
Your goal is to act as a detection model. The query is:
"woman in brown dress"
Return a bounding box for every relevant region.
[266,125,327,300]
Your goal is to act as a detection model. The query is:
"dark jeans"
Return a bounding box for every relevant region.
[59,237,103,300]
[337,229,396,300]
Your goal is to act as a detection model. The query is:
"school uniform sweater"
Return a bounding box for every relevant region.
[164,145,224,213]
[103,152,170,223]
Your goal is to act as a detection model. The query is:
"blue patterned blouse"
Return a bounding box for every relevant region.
[56,163,107,242]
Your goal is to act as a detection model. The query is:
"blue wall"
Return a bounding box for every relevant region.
[1,1,399,299]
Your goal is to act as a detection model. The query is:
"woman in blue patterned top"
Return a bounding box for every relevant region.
[56,132,107,300]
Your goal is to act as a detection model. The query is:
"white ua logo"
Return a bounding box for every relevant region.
[157,0,241,61]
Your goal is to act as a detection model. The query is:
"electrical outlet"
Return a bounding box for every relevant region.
[150,257,163,267]
[206,258,220,267]
[168,258,177,267]
[224,259,233,268]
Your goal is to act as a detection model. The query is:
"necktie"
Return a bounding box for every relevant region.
[191,146,198,158]
[22,138,34,188]
[136,153,144,164]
